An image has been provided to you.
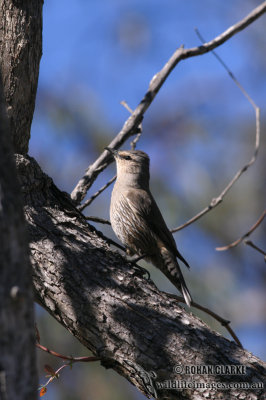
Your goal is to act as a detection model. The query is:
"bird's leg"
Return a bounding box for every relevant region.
[126,248,150,280]
[131,260,150,280]
[131,253,147,263]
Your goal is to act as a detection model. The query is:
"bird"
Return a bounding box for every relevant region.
[106,148,192,307]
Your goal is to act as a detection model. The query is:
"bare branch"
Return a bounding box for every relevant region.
[78,175,116,212]
[171,107,260,233]
[165,293,243,348]
[71,2,266,205]
[130,131,142,151]
[245,240,266,260]
[36,342,100,363]
[120,100,143,151]
[85,216,111,225]
[195,28,258,110]
[171,26,261,233]
[120,100,133,114]
[216,210,265,251]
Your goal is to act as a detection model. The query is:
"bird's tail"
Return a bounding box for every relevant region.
[154,247,192,307]
[180,279,192,308]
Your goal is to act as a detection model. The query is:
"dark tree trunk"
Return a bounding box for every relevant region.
[0,0,43,154]
[0,1,43,398]
[0,80,37,399]
[16,153,266,400]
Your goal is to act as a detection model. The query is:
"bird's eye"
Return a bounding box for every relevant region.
[123,155,131,160]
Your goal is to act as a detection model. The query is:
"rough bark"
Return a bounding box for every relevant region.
[0,0,43,154]
[16,154,266,400]
[0,80,37,398]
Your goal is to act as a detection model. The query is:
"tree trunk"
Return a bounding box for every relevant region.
[0,0,43,154]
[16,153,266,400]
[0,1,42,398]
[0,80,37,399]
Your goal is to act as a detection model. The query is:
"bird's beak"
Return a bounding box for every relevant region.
[105,147,119,158]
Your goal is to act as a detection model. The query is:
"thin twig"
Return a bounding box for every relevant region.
[171,29,261,233]
[39,363,69,394]
[71,2,266,205]
[216,210,265,251]
[37,341,99,392]
[195,28,258,109]
[164,292,243,348]
[36,342,100,363]
[79,175,116,212]
[131,131,142,151]
[36,328,101,393]
[245,240,266,260]
[121,100,143,150]
[85,216,111,225]
[120,100,133,114]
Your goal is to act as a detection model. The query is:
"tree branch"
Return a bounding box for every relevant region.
[171,26,261,234]
[245,240,266,259]
[120,100,143,150]
[85,216,111,225]
[36,342,100,363]
[71,1,266,205]
[79,175,116,212]
[164,293,243,348]
[17,154,266,400]
[216,210,265,251]
[171,105,260,233]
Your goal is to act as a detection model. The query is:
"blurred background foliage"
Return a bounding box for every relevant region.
[31,1,266,399]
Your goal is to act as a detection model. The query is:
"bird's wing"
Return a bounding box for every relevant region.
[126,189,190,268]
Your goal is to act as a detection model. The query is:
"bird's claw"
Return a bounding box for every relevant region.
[132,264,150,280]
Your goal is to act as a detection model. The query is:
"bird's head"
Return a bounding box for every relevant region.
[105,148,150,187]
